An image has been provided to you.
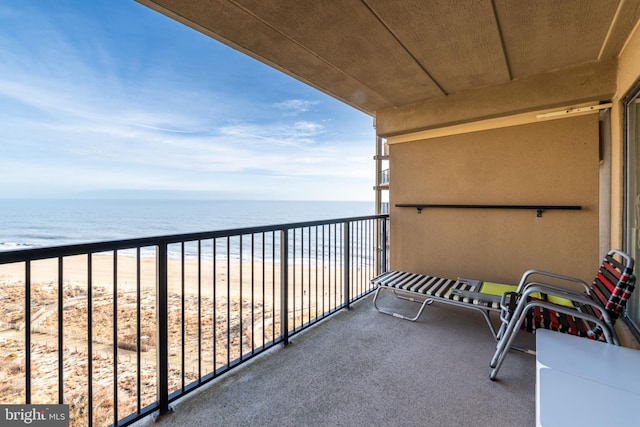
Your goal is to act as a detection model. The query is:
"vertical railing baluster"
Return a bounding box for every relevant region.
[280,229,289,345]
[136,248,142,413]
[356,221,359,296]
[354,221,357,298]
[343,221,350,308]
[354,221,357,299]
[58,256,64,404]
[181,242,185,391]
[357,221,360,297]
[332,224,335,309]
[356,220,360,296]
[326,225,330,313]
[354,221,358,298]
[362,221,365,294]
[382,217,388,273]
[198,240,202,381]
[299,228,302,327]
[369,219,374,287]
[364,220,368,291]
[157,242,170,417]
[261,232,266,349]
[370,219,374,285]
[315,226,319,319]
[239,235,243,360]
[292,229,296,330]
[112,252,118,426]
[271,231,276,343]
[213,239,217,374]
[308,227,312,323]
[238,234,244,362]
[226,237,230,367]
[251,233,255,355]
[321,226,325,317]
[361,220,365,294]
[334,223,338,310]
[376,217,381,276]
[87,255,93,427]
[25,260,31,405]
[357,221,366,295]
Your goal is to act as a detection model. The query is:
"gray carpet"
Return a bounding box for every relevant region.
[135,292,535,427]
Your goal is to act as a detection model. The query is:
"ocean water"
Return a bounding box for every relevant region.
[0,199,375,252]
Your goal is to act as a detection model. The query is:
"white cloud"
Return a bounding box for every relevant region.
[272,99,320,116]
[218,120,325,147]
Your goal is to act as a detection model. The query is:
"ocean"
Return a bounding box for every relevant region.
[0,199,375,252]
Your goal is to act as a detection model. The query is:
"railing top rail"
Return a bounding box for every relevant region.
[0,214,389,264]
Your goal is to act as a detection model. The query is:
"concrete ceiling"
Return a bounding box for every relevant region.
[138,0,640,116]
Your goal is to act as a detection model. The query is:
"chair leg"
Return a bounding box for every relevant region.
[478,309,499,340]
[490,316,518,367]
[490,304,530,380]
[495,315,510,342]
[490,294,530,365]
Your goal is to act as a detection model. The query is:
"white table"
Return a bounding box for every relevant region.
[536,329,640,427]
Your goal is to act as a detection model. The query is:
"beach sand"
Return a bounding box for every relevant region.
[1,254,275,295]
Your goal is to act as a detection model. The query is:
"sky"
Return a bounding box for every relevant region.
[0,1,375,201]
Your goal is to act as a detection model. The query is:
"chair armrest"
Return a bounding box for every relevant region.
[521,285,614,326]
[520,281,590,300]
[516,269,590,293]
[503,282,588,313]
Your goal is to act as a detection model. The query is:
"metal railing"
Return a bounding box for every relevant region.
[380,169,390,185]
[0,214,389,427]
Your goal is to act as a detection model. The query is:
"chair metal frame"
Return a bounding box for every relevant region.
[489,249,635,380]
[372,272,504,339]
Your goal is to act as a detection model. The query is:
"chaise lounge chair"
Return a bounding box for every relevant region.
[370,271,520,339]
[489,249,635,380]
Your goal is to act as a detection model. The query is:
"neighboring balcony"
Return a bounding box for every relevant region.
[379,169,389,188]
[373,169,389,192]
[380,168,390,185]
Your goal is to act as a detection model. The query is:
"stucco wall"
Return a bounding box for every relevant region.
[388,114,600,286]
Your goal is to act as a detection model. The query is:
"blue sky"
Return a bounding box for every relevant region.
[0,1,375,201]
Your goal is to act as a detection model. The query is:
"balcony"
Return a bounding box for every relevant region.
[380,169,389,185]
[0,213,540,426]
[0,215,392,427]
[373,169,389,193]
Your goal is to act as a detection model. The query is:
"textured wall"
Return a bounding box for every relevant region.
[389,114,599,286]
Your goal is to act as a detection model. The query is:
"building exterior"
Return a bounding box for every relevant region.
[138,0,640,344]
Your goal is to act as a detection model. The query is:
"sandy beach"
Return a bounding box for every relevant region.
[1,254,278,296]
